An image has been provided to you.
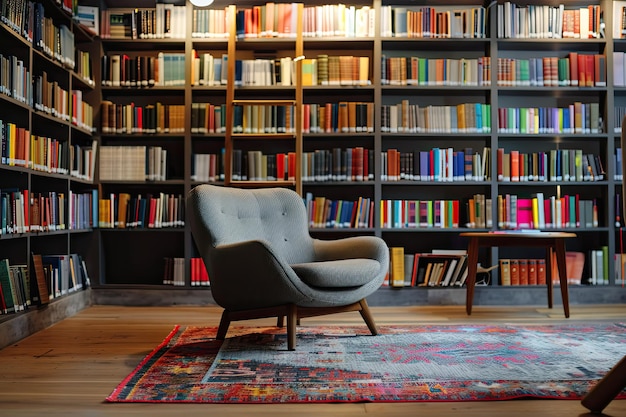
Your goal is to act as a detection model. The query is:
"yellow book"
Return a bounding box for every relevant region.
[532,197,540,229]
[390,247,405,287]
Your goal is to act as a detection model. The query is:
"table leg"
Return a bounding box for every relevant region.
[554,239,570,318]
[545,247,553,309]
[465,238,479,315]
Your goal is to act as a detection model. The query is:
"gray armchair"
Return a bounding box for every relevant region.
[187,184,389,350]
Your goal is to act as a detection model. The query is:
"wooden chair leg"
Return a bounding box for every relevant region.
[581,355,626,413]
[358,299,379,335]
[216,310,231,340]
[286,304,297,351]
[276,315,284,327]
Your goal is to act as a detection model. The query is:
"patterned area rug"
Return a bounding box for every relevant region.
[107,323,626,403]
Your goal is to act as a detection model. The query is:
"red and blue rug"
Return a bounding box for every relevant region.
[106,323,626,403]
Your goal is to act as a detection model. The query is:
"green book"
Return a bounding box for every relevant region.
[0,259,16,313]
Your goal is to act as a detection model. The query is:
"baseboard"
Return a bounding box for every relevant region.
[0,289,93,350]
[89,286,626,307]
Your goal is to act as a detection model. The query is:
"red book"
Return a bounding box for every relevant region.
[287,152,296,181]
[510,259,519,285]
[497,148,504,180]
[543,199,552,228]
[585,54,595,87]
[537,259,546,285]
[518,258,529,285]
[578,54,586,87]
[452,200,459,227]
[528,259,538,285]
[510,150,519,182]
[276,152,285,180]
[569,52,579,86]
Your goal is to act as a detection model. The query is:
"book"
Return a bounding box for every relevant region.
[0,259,17,313]
[31,253,50,305]
[499,258,511,285]
[389,246,405,287]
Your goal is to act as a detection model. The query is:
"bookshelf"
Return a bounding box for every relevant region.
[0,0,98,347]
[85,0,626,308]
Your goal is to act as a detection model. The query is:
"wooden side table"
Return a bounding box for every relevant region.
[459,231,576,318]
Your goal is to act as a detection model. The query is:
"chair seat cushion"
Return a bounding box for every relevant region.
[291,259,381,288]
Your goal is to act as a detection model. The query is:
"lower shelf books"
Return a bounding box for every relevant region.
[163,257,210,287]
[500,252,586,286]
[387,249,469,288]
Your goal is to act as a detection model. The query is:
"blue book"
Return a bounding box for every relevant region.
[456,151,465,181]
[419,151,429,180]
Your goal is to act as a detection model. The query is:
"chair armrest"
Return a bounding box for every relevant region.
[312,236,389,264]
[208,240,308,310]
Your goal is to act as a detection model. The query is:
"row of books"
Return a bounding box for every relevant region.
[381,56,491,87]
[0,53,31,105]
[1,0,34,41]
[496,53,606,87]
[1,54,95,128]
[496,103,602,134]
[1,190,71,234]
[499,258,550,286]
[302,147,374,183]
[8,1,77,68]
[614,107,626,134]
[231,150,297,182]
[163,257,185,286]
[74,5,99,36]
[100,101,185,134]
[190,257,210,287]
[235,2,300,39]
[190,51,227,86]
[381,199,463,230]
[99,145,167,182]
[236,57,298,87]
[191,7,229,38]
[302,102,374,134]
[36,17,75,70]
[302,4,375,38]
[615,149,624,182]
[67,190,99,231]
[0,253,90,315]
[301,55,370,86]
[380,6,487,39]
[387,249,470,288]
[191,152,224,183]
[33,77,96,132]
[102,52,186,88]
[232,104,296,134]
[100,5,187,39]
[98,192,184,229]
[162,257,210,287]
[496,148,605,183]
[381,147,490,182]
[381,102,492,134]
[613,52,626,87]
[69,90,95,132]
[497,4,604,39]
[304,194,374,229]
[191,103,226,134]
[32,72,71,123]
[1,128,97,182]
[496,193,598,230]
[612,252,626,285]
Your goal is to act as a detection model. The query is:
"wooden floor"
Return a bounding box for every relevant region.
[1,304,625,417]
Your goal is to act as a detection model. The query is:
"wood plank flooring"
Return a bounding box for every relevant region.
[1,304,625,417]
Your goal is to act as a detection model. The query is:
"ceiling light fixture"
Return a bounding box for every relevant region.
[189,0,214,7]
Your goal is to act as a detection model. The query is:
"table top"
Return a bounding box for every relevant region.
[460,231,577,239]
